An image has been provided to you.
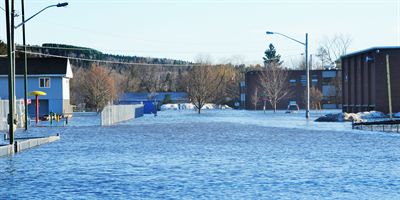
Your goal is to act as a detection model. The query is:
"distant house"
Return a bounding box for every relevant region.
[341,47,400,113]
[117,92,189,114]
[0,58,73,117]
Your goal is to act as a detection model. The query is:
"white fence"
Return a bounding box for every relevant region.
[0,99,25,132]
[100,104,144,126]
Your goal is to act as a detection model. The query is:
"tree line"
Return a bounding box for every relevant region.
[0,33,350,113]
[70,61,247,113]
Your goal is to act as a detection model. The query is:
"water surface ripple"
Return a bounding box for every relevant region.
[1,110,400,199]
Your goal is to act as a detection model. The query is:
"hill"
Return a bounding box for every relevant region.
[23,43,192,69]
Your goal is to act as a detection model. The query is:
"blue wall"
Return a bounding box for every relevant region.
[0,76,65,116]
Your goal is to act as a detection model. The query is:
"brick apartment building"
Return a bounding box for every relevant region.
[243,69,341,110]
[341,47,400,114]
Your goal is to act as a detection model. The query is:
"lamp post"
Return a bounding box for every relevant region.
[3,0,68,143]
[266,31,310,119]
[17,1,68,131]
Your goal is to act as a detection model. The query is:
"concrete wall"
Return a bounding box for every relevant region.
[0,145,13,157]
[0,134,60,157]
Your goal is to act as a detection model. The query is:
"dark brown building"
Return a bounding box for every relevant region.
[243,69,340,110]
[341,47,400,114]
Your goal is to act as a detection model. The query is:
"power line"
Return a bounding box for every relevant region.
[17,45,99,52]
[16,44,268,54]
[16,50,196,67]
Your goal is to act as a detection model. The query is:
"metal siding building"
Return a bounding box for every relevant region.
[341,47,400,113]
[0,58,73,117]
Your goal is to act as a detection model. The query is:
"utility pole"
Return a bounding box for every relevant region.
[386,55,392,119]
[5,0,16,144]
[21,0,28,130]
[305,33,310,119]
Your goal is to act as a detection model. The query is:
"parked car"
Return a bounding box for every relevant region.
[286,103,299,114]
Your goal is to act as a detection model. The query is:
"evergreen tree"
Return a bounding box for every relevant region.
[263,43,283,66]
[0,40,7,55]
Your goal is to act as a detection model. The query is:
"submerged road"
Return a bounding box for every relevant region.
[1,110,399,199]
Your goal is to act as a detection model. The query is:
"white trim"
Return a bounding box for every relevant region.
[66,59,73,78]
[0,74,67,78]
[39,77,51,88]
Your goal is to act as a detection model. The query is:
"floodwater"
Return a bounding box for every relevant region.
[1,110,400,199]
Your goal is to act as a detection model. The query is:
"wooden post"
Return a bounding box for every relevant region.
[386,55,393,119]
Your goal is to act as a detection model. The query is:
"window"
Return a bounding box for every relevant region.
[39,77,50,88]
[322,71,336,78]
[300,75,319,86]
[300,75,306,86]
[289,79,297,86]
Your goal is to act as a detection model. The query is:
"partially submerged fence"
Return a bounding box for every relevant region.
[352,119,400,133]
[0,100,25,132]
[100,104,144,126]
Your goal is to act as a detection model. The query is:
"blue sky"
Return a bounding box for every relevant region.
[1,0,399,65]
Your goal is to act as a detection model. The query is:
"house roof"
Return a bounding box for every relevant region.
[119,92,188,102]
[341,46,400,59]
[0,57,72,77]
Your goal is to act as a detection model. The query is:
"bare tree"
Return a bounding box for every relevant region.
[138,65,162,93]
[121,66,141,92]
[305,86,323,110]
[70,66,86,110]
[258,63,291,112]
[316,34,352,68]
[214,64,242,104]
[250,87,259,110]
[183,64,225,114]
[288,56,306,70]
[82,65,117,113]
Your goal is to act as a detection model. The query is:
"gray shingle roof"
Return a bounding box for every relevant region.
[0,57,69,75]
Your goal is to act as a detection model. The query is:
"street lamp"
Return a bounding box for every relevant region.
[4,0,68,143]
[15,2,68,29]
[266,31,310,119]
[18,1,68,131]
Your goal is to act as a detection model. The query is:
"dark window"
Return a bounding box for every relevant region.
[39,77,50,88]
[289,79,297,86]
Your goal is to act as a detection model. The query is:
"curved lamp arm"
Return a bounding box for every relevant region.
[15,2,68,29]
[266,31,305,46]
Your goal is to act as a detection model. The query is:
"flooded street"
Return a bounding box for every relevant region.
[1,110,400,199]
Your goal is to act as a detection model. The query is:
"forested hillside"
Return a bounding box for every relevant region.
[24,43,191,70]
